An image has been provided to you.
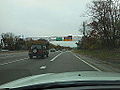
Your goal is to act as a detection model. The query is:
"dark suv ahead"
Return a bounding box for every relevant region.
[28,44,49,59]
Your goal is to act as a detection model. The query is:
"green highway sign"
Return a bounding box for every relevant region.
[56,37,63,41]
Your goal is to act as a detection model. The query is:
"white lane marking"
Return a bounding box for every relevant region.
[0,57,29,66]
[74,54,102,72]
[50,52,63,62]
[40,65,46,70]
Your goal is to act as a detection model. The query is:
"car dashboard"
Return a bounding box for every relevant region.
[2,81,120,90]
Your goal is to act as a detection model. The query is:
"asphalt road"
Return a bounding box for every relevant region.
[0,51,98,85]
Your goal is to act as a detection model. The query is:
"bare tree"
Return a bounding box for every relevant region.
[1,33,26,50]
[1,32,15,50]
[88,0,120,48]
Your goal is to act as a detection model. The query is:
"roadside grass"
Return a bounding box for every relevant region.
[74,49,120,61]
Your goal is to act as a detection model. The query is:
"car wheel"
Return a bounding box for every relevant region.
[29,55,33,59]
[41,55,45,59]
[46,54,49,57]
[36,56,39,59]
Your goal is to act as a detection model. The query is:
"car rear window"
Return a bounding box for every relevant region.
[31,45,42,49]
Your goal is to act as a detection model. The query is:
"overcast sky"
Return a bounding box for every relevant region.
[0,0,92,37]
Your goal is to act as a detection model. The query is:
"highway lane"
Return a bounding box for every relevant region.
[0,51,98,85]
[0,51,62,85]
[44,51,97,73]
[0,52,28,64]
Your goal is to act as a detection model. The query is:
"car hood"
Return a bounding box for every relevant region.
[1,71,120,88]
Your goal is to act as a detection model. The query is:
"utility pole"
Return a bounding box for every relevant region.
[83,22,86,36]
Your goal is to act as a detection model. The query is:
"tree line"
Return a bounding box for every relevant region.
[0,32,35,50]
[77,0,120,49]
[0,32,70,51]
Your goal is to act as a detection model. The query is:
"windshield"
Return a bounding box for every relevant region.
[0,0,120,86]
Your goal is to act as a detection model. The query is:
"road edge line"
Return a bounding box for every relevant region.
[73,54,102,72]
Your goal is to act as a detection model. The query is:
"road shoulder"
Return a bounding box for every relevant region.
[73,52,120,72]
